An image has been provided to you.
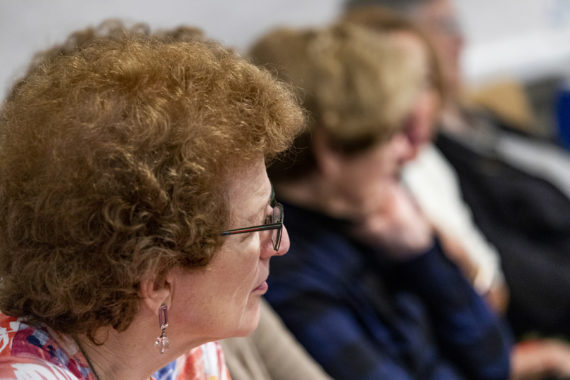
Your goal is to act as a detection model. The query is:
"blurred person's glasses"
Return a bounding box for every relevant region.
[220,188,284,251]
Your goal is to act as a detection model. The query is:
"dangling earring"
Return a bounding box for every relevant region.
[154,304,170,354]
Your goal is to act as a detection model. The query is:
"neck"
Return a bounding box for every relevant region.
[75,314,202,380]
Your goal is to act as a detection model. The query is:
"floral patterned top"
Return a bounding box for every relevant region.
[0,313,231,380]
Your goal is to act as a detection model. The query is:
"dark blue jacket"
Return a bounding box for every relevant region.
[266,201,512,380]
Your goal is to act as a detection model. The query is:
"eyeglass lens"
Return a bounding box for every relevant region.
[270,204,283,251]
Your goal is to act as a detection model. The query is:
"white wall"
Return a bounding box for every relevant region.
[1,0,570,99]
[457,0,570,84]
[0,0,342,98]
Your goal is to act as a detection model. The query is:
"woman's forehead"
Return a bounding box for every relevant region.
[226,159,271,216]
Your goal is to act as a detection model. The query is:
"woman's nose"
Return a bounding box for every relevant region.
[393,132,416,163]
[261,225,290,260]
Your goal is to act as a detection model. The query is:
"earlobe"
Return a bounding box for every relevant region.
[139,270,174,314]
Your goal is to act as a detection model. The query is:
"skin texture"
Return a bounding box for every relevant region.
[167,158,289,344]
[79,158,291,380]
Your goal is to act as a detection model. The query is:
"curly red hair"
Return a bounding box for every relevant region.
[0,28,303,342]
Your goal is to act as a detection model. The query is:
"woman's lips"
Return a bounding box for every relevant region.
[253,280,268,294]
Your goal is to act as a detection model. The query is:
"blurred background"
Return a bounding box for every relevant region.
[1,0,569,136]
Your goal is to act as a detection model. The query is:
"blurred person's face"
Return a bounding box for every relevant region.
[413,0,464,96]
[322,32,440,218]
[327,129,415,220]
[168,158,289,346]
[393,32,442,158]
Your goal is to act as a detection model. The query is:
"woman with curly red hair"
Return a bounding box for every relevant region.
[0,25,303,379]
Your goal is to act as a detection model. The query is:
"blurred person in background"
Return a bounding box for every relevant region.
[344,0,570,342]
[249,20,512,380]
[341,4,509,315]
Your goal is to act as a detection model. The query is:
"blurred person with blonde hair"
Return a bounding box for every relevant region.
[249,19,511,380]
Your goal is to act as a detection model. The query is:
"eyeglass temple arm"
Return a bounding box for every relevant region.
[220,222,282,236]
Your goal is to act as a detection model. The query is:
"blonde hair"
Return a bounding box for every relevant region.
[249,22,427,179]
[341,6,445,101]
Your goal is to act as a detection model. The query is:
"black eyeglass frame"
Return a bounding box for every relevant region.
[220,192,284,252]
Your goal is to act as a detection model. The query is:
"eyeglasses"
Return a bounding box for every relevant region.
[220,191,284,252]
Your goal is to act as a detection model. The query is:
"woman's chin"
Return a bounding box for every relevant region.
[232,298,262,337]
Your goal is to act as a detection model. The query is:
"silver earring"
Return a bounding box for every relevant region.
[154,304,170,354]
